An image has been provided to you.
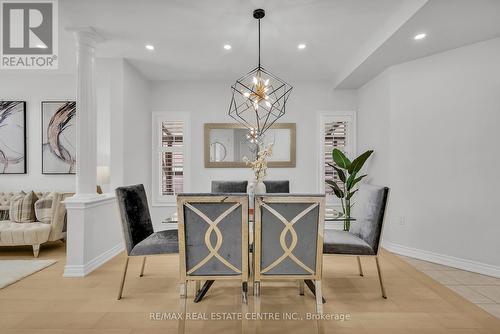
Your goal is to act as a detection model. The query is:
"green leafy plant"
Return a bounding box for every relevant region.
[326,149,373,231]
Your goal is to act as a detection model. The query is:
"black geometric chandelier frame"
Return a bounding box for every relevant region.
[229,9,293,138]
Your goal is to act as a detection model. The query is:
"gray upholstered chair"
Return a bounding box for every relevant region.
[254,194,326,313]
[323,184,389,298]
[177,194,249,303]
[263,180,290,193]
[211,181,248,193]
[115,184,178,300]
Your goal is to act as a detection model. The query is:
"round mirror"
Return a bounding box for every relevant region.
[210,142,227,162]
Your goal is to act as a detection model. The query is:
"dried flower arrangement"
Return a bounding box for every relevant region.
[243,143,273,182]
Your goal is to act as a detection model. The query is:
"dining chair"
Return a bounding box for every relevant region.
[211,181,248,193]
[323,184,389,298]
[254,194,326,313]
[115,184,179,300]
[177,193,249,303]
[263,180,290,193]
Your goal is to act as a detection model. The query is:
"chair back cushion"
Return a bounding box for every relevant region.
[115,184,154,255]
[255,194,325,278]
[350,184,389,254]
[177,194,248,278]
[263,180,290,193]
[211,181,248,193]
[9,191,38,223]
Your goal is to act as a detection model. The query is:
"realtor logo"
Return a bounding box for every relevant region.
[1,0,58,69]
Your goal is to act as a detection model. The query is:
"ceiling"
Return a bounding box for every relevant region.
[336,0,500,88]
[58,0,421,82]
[52,0,500,86]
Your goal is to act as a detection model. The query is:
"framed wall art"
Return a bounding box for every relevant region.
[0,101,27,174]
[42,101,76,174]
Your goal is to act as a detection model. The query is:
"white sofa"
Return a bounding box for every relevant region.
[0,192,72,257]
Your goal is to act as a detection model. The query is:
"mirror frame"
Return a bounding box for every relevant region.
[204,123,296,168]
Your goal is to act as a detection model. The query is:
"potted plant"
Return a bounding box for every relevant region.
[326,149,373,231]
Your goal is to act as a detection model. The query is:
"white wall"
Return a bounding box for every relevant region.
[0,59,147,196]
[357,38,500,275]
[149,81,356,224]
[122,61,152,193]
[357,69,391,186]
[0,74,76,192]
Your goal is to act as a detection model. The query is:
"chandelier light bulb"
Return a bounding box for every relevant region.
[228,8,293,138]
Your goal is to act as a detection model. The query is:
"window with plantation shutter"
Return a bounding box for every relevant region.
[318,113,355,200]
[152,112,191,206]
[161,121,184,196]
[324,120,349,195]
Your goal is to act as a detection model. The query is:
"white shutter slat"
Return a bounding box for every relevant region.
[324,120,348,195]
[161,121,184,195]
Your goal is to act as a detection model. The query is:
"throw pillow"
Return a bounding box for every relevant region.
[9,191,38,223]
[35,192,57,224]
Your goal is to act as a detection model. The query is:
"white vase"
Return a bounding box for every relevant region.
[254,181,266,194]
[247,180,266,209]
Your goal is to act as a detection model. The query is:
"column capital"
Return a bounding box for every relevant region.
[66,27,105,47]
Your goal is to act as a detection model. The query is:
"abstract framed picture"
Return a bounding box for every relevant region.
[0,101,27,174]
[42,101,77,174]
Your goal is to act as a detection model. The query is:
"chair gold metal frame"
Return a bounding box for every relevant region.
[177,194,249,303]
[254,195,325,313]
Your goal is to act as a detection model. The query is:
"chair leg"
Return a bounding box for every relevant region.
[357,256,364,277]
[375,256,387,299]
[242,281,248,304]
[178,293,187,334]
[315,280,323,314]
[254,281,260,297]
[298,280,305,295]
[139,257,146,277]
[32,244,40,258]
[180,281,187,298]
[117,257,129,300]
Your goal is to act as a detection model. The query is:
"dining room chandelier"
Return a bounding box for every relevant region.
[228,9,293,139]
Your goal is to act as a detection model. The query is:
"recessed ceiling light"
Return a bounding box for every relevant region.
[297,43,306,50]
[223,44,232,50]
[414,33,426,40]
[145,44,155,51]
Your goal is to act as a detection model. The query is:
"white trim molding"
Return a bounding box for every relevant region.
[316,110,357,206]
[151,111,191,206]
[63,242,124,277]
[383,241,500,278]
[63,194,124,277]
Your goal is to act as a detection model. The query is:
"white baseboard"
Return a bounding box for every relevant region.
[63,242,124,277]
[383,241,500,278]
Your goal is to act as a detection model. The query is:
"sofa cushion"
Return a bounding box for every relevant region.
[35,192,56,224]
[9,191,38,223]
[0,221,51,246]
[323,230,375,255]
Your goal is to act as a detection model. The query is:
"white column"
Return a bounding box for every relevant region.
[72,28,101,197]
[63,28,123,277]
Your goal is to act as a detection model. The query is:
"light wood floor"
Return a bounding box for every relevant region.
[1,243,499,334]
